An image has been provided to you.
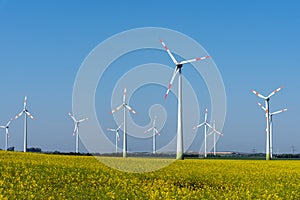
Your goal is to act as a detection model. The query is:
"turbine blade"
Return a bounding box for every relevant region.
[117,132,120,141]
[14,111,24,120]
[204,108,208,122]
[160,39,178,64]
[25,111,34,119]
[111,104,123,114]
[214,130,223,136]
[5,128,9,135]
[117,123,123,130]
[0,126,5,129]
[164,67,179,99]
[267,87,283,99]
[123,88,127,104]
[258,102,266,111]
[73,125,78,136]
[153,116,157,127]
[124,104,137,114]
[206,123,213,130]
[251,90,266,99]
[178,56,210,65]
[6,120,11,127]
[193,122,205,130]
[68,113,76,122]
[154,128,160,135]
[23,96,27,109]
[270,108,287,115]
[144,127,153,133]
[207,131,214,136]
[107,128,116,132]
[78,118,88,123]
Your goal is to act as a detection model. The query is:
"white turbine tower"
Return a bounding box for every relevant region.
[258,102,287,159]
[107,122,123,154]
[207,120,223,156]
[111,88,137,158]
[68,113,88,153]
[0,119,12,150]
[160,39,210,160]
[193,108,213,158]
[251,87,283,160]
[144,116,160,154]
[14,96,34,152]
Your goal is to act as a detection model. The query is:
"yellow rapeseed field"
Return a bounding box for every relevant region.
[0,151,299,199]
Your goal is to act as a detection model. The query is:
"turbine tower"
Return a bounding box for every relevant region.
[0,119,12,150]
[107,122,123,153]
[144,116,160,154]
[251,87,283,160]
[160,39,210,160]
[14,96,34,152]
[111,88,137,158]
[207,120,223,156]
[193,108,213,158]
[258,102,287,159]
[68,113,88,153]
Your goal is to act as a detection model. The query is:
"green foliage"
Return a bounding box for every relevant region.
[0,151,299,199]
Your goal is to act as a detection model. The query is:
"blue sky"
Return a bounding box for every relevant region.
[0,0,299,153]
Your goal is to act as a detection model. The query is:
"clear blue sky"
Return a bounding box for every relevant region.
[0,0,299,153]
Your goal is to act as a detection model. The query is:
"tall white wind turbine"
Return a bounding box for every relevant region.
[193,108,213,158]
[0,119,12,150]
[107,122,123,153]
[258,102,287,159]
[160,39,210,160]
[251,87,283,160]
[144,116,160,154]
[207,120,223,156]
[111,88,137,158]
[68,113,88,153]
[14,96,34,152]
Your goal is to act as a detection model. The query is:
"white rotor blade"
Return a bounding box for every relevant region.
[68,113,77,122]
[0,126,5,129]
[123,88,127,104]
[164,67,179,99]
[23,96,27,109]
[14,111,24,120]
[204,108,208,122]
[111,104,123,114]
[145,127,153,133]
[116,132,120,141]
[251,90,266,99]
[117,122,123,131]
[258,102,266,111]
[178,56,210,65]
[214,129,223,136]
[270,108,287,116]
[5,128,9,135]
[25,111,34,119]
[124,104,137,114]
[267,87,283,99]
[107,128,117,132]
[160,39,178,64]
[206,122,213,130]
[73,124,78,136]
[78,118,88,123]
[6,120,11,127]
[193,122,205,130]
[154,128,160,135]
[207,131,214,136]
[153,116,157,127]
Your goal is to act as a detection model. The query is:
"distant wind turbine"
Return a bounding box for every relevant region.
[193,108,213,158]
[207,120,223,156]
[251,87,283,160]
[14,96,34,152]
[258,102,287,159]
[160,39,210,160]
[111,88,137,158]
[144,116,160,154]
[68,113,88,153]
[107,122,123,153]
[0,119,12,150]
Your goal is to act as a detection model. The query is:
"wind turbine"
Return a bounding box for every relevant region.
[193,108,213,158]
[111,88,137,158]
[251,86,283,160]
[107,122,123,153]
[14,96,34,152]
[258,102,287,159]
[207,120,223,156]
[160,39,210,160]
[144,116,160,154]
[0,119,12,150]
[68,113,88,153]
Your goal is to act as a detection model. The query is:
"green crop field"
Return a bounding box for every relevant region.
[0,151,299,199]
